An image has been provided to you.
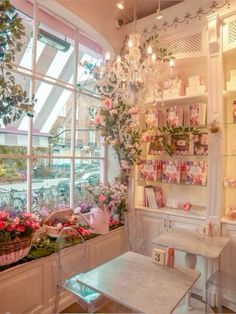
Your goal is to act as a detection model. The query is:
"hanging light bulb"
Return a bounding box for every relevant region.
[116,1,124,10]
[147,45,153,55]
[156,0,163,20]
[105,51,111,61]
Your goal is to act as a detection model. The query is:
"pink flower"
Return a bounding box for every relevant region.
[0,221,7,229]
[23,212,31,218]
[103,98,112,109]
[128,107,139,114]
[99,194,106,202]
[16,225,25,232]
[13,217,20,224]
[6,223,16,232]
[25,220,32,227]
[0,211,9,220]
[183,202,191,211]
[142,133,152,142]
[94,115,103,125]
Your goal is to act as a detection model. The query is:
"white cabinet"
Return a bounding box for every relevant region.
[135,209,167,256]
[221,223,236,274]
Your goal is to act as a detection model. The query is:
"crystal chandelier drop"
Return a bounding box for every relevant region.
[95,0,174,105]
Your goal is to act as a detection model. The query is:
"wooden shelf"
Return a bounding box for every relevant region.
[145,93,208,106]
[138,179,207,187]
[223,90,236,98]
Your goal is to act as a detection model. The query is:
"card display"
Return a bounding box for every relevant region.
[194,133,208,155]
[149,136,164,155]
[189,102,206,126]
[171,134,190,155]
[162,161,181,184]
[182,161,208,185]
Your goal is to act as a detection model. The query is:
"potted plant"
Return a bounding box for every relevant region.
[0,0,34,126]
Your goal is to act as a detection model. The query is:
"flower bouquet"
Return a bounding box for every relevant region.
[84,180,128,222]
[0,210,40,265]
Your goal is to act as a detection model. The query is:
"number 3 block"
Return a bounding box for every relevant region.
[152,248,166,265]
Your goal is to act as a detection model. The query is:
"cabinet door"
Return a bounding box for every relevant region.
[135,210,167,256]
[221,223,236,274]
[221,223,236,311]
[168,215,205,297]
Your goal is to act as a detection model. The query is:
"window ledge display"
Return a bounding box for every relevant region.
[0,222,123,272]
[0,226,126,314]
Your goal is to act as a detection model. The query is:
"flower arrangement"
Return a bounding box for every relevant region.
[94,98,142,178]
[85,179,128,218]
[0,210,40,242]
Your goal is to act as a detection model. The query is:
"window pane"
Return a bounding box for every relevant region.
[74,159,102,208]
[36,13,75,84]
[31,158,71,211]
[0,158,27,211]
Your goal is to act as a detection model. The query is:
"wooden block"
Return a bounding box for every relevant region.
[152,248,166,265]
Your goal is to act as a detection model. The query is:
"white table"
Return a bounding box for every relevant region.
[76,251,200,314]
[152,228,230,312]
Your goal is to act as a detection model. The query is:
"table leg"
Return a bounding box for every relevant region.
[185,253,197,310]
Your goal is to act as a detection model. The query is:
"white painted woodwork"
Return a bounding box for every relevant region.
[0,227,126,314]
[220,223,236,312]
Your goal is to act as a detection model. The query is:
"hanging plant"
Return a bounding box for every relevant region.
[0,0,34,126]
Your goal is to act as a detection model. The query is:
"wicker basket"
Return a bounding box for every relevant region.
[0,236,32,266]
[44,208,73,238]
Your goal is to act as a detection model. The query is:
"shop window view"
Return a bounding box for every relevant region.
[0,2,104,215]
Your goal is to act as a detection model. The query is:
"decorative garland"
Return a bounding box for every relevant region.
[143,0,231,34]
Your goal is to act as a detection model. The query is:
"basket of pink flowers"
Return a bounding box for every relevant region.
[0,210,40,266]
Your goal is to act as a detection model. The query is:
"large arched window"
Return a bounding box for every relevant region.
[0,1,106,213]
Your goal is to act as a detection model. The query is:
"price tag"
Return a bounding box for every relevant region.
[152,248,166,265]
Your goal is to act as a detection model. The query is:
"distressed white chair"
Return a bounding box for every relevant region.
[53,226,109,313]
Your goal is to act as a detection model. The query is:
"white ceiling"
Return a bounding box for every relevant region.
[57,0,183,53]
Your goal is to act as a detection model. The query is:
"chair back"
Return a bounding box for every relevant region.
[55,226,88,289]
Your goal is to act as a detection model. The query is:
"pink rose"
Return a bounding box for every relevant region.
[6,223,16,232]
[23,212,31,218]
[13,217,20,224]
[128,107,139,114]
[142,133,152,142]
[94,115,103,125]
[25,220,32,227]
[103,98,112,109]
[0,211,9,220]
[98,194,106,202]
[0,221,7,229]
[16,225,25,232]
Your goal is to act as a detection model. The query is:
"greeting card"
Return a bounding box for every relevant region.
[182,161,207,185]
[171,134,190,155]
[166,106,183,127]
[149,136,164,155]
[162,160,181,184]
[139,160,157,182]
[194,133,208,155]
[189,102,206,126]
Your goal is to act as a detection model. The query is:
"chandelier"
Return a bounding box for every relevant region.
[94,1,174,105]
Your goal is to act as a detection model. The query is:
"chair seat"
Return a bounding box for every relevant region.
[64,275,102,304]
